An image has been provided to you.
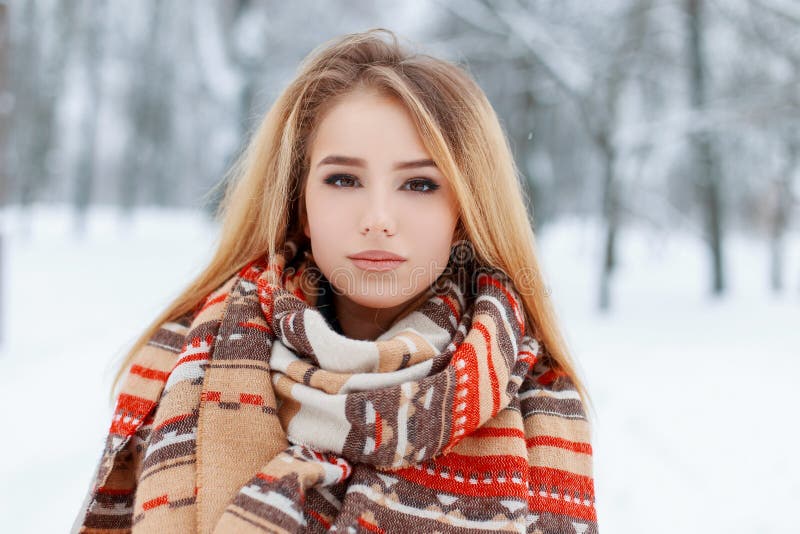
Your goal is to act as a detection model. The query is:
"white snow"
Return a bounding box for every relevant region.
[0,205,797,533]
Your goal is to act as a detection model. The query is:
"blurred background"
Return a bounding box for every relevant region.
[0,0,798,532]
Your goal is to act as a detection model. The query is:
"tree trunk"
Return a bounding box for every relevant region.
[0,2,8,345]
[599,134,619,311]
[769,138,797,292]
[687,0,725,295]
[73,0,106,235]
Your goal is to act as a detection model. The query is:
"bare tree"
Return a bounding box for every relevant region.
[738,0,800,292]
[118,0,176,214]
[10,0,79,217]
[441,0,658,310]
[686,0,726,295]
[0,0,8,345]
[73,0,106,234]
[766,137,798,292]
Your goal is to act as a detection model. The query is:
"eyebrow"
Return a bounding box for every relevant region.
[316,154,438,171]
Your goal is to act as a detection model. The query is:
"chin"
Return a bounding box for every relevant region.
[327,267,430,307]
[351,278,426,307]
[345,290,410,310]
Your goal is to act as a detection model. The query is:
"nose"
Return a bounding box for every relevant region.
[359,188,396,236]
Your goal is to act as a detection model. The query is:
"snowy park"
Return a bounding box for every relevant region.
[4,1,800,532]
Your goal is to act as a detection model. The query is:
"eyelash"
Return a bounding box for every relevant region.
[323,174,441,194]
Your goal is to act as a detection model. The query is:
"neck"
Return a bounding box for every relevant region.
[331,292,410,341]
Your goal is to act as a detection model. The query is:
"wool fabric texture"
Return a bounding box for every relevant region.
[73,239,598,534]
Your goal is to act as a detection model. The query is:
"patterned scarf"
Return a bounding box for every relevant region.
[75,239,598,534]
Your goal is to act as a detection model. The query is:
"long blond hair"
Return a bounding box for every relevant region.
[109,27,594,419]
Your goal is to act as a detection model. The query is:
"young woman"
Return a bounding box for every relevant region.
[73,28,598,534]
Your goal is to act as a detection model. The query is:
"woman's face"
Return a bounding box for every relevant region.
[303,89,460,311]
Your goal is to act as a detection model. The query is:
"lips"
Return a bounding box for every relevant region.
[347,250,407,272]
[347,250,407,261]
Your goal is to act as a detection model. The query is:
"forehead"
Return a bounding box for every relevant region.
[308,90,429,161]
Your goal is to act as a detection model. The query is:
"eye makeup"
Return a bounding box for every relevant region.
[322,174,441,194]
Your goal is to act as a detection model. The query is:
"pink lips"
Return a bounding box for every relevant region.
[348,249,407,272]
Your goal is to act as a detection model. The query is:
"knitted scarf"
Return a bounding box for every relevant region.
[75,239,597,534]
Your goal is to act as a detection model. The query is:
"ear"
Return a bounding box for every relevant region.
[303,220,310,239]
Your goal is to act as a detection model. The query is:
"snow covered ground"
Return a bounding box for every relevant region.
[0,205,797,533]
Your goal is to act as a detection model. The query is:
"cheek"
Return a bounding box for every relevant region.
[305,189,346,239]
[304,189,354,280]
[405,202,457,232]
[403,200,458,268]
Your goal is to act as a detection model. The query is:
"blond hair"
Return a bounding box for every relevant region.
[109,28,594,419]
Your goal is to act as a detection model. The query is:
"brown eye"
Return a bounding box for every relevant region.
[404,178,440,194]
[324,174,358,188]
